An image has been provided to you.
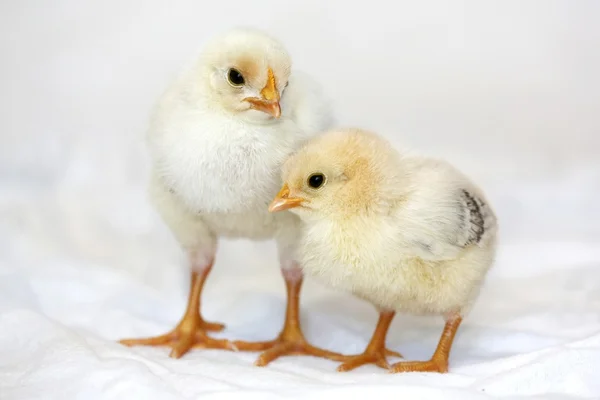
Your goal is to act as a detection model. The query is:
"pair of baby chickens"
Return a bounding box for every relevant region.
[120,27,498,374]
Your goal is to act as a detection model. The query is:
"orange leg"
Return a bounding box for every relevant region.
[119,264,233,358]
[390,314,462,373]
[336,311,403,372]
[233,269,347,366]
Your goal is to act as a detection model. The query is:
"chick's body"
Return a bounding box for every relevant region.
[300,155,496,317]
[121,28,342,365]
[271,128,498,373]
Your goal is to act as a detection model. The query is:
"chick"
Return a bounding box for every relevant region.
[119,27,343,366]
[269,128,498,373]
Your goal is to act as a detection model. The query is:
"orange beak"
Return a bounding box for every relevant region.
[244,68,281,118]
[269,183,304,212]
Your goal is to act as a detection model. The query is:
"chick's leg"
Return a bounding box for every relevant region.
[337,310,403,372]
[119,257,233,358]
[233,266,347,366]
[390,313,462,373]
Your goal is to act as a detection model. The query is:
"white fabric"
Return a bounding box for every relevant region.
[2,178,599,400]
[2,1,600,399]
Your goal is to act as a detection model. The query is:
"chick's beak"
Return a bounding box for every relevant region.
[244,68,281,118]
[269,184,304,212]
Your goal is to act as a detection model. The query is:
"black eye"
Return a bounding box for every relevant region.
[227,68,245,86]
[307,173,325,189]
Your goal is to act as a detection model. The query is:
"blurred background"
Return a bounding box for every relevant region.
[1,0,599,327]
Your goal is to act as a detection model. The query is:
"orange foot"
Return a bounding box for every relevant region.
[390,358,448,373]
[120,265,235,358]
[233,329,346,366]
[337,348,403,372]
[119,311,233,359]
[232,269,346,366]
[120,315,232,358]
[389,313,463,374]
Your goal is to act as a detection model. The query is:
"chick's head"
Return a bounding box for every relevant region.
[200,27,291,121]
[269,128,401,220]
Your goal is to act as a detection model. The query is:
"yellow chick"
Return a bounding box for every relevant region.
[268,128,498,373]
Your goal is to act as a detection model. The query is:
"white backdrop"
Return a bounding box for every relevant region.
[1,1,599,399]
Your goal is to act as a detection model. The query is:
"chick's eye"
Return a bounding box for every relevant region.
[227,68,245,86]
[307,173,325,189]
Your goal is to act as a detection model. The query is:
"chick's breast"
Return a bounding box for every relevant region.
[151,115,290,213]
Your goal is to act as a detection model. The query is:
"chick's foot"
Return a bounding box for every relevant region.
[119,267,233,358]
[389,314,462,374]
[232,270,345,366]
[119,314,232,358]
[233,328,346,366]
[337,348,402,372]
[336,310,400,371]
[390,358,448,373]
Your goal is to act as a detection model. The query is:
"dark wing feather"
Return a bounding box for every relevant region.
[457,189,488,247]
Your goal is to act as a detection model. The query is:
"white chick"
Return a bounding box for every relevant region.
[120,27,343,366]
[269,128,498,373]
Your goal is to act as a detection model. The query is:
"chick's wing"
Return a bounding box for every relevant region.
[393,183,496,262]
